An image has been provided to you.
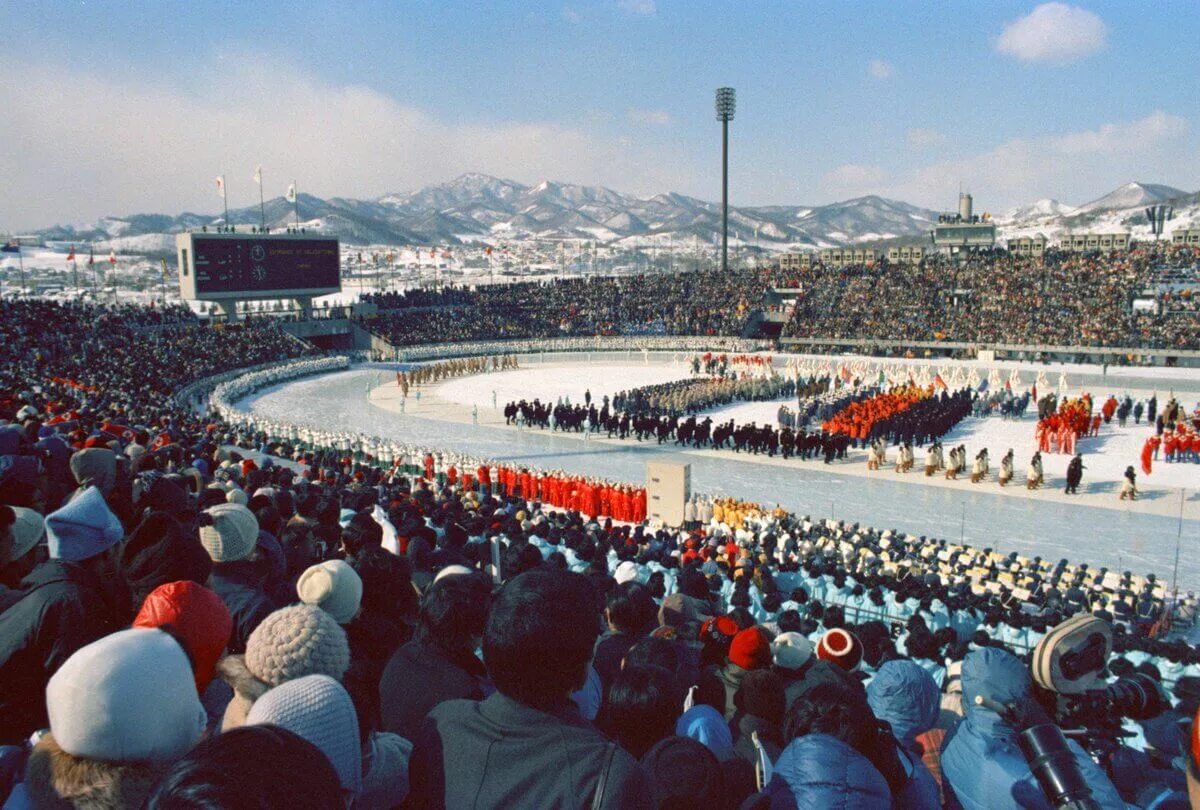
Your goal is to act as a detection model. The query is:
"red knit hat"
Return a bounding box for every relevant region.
[728,628,772,671]
[816,628,863,672]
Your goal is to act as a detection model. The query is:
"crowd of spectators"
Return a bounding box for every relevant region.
[4,297,1200,808]
[358,268,784,346]
[354,245,1200,352]
[784,245,1200,348]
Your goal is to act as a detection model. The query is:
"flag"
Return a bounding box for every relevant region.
[977,378,989,393]
[253,166,262,185]
[933,373,947,390]
[215,176,226,198]
[108,250,116,265]
[1031,384,1037,401]
[0,240,19,253]
[485,246,492,255]
[1004,378,1012,393]
[66,245,75,262]
[87,248,94,266]
[286,182,297,203]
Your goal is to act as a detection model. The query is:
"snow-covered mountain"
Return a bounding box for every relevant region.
[23,176,1198,253]
[1075,181,1186,214]
[27,174,938,251]
[997,182,1198,243]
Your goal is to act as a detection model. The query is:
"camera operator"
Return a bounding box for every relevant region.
[940,647,1126,809]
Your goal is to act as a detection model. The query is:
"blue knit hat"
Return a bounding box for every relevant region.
[46,486,124,561]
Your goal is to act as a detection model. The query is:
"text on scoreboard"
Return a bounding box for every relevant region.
[192,237,340,294]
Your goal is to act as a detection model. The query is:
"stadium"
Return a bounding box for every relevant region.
[3,4,1200,809]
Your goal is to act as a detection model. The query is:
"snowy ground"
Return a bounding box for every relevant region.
[436,361,692,409]
[235,356,1200,589]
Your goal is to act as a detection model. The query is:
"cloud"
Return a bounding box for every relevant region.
[617,0,655,15]
[0,54,698,229]
[820,111,1191,209]
[995,3,1107,64]
[906,128,947,148]
[628,108,671,126]
[867,59,894,80]
[562,6,582,23]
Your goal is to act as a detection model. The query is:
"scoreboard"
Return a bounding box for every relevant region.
[176,232,341,300]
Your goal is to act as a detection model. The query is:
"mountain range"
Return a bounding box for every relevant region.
[27,175,1199,254]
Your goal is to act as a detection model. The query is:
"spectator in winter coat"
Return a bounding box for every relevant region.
[406,568,652,809]
[940,647,1126,810]
[217,603,350,731]
[730,669,786,766]
[866,659,939,753]
[718,627,773,721]
[14,629,206,809]
[592,581,657,691]
[379,570,491,740]
[200,502,283,653]
[0,487,125,744]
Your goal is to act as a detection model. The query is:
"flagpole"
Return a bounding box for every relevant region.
[293,181,299,226]
[17,246,26,294]
[258,170,266,231]
[222,179,230,226]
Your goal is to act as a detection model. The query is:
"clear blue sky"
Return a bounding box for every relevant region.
[1,1,1197,228]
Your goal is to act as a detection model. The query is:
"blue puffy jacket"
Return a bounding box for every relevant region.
[867,660,939,751]
[866,660,941,809]
[762,734,891,809]
[940,647,1127,810]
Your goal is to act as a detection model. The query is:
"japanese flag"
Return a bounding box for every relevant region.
[108,250,116,265]
[253,166,262,186]
[215,176,226,198]
[286,182,297,203]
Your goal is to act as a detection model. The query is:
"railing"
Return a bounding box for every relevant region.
[385,335,774,362]
[778,335,1200,364]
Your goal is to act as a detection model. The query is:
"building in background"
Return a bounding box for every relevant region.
[886,245,926,264]
[1006,235,1047,257]
[931,193,996,253]
[1171,228,1200,246]
[1058,233,1130,252]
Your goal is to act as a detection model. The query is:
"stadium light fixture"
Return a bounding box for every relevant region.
[715,87,736,273]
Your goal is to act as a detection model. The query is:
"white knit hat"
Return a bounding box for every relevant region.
[297,560,363,624]
[247,674,362,797]
[199,502,258,562]
[46,628,205,763]
[245,604,350,687]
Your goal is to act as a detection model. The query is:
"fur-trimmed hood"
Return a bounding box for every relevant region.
[216,654,269,731]
[23,733,167,810]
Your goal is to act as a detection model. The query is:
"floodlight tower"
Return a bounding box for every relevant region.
[715,87,736,273]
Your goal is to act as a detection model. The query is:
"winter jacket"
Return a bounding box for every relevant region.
[207,560,282,654]
[866,660,939,751]
[406,692,652,809]
[762,734,891,809]
[0,561,118,744]
[940,647,1126,810]
[379,637,487,741]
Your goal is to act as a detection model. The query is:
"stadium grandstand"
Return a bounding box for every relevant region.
[1,241,1199,808]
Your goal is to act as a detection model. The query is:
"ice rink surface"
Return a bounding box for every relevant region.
[239,358,1200,589]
